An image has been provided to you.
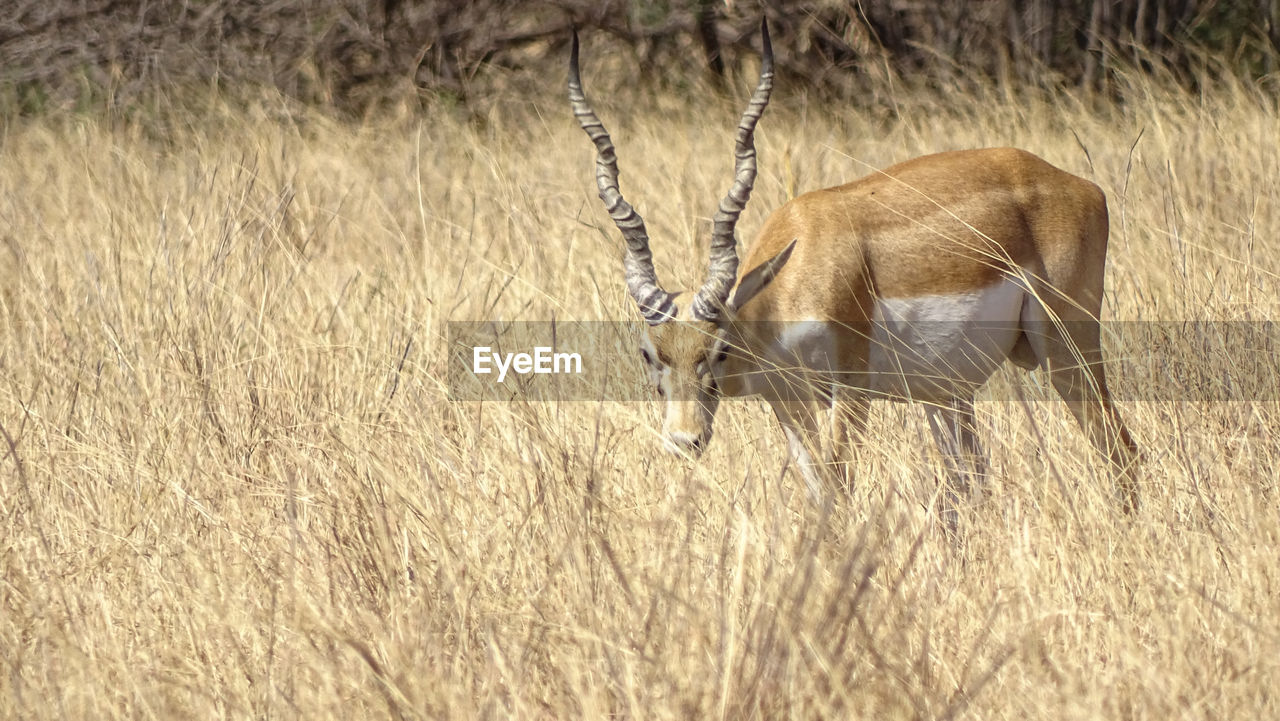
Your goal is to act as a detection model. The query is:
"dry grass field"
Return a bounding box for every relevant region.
[2,58,1279,719]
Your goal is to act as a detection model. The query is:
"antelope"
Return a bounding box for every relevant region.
[569,20,1140,521]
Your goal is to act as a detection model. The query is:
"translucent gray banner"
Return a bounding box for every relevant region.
[446,321,1280,402]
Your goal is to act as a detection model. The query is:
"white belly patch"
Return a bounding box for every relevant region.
[739,275,1028,401]
[868,276,1026,400]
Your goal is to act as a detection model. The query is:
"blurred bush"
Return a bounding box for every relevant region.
[1,0,1276,114]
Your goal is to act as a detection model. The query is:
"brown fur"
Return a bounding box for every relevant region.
[739,147,1106,322]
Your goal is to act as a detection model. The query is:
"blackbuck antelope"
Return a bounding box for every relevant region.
[569,20,1140,519]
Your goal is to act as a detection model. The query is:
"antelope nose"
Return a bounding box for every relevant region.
[664,432,705,458]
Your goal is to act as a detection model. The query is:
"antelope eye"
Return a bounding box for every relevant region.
[639,347,654,366]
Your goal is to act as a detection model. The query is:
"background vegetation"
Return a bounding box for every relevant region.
[2,1,1279,719]
[3,0,1279,113]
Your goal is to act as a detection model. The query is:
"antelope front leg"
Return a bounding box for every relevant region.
[773,392,865,504]
[771,399,830,503]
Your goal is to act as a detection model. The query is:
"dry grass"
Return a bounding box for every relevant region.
[2,66,1279,719]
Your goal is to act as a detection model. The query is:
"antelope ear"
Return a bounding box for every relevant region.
[729,239,796,313]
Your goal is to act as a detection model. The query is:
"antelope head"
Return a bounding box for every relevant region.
[569,19,794,457]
